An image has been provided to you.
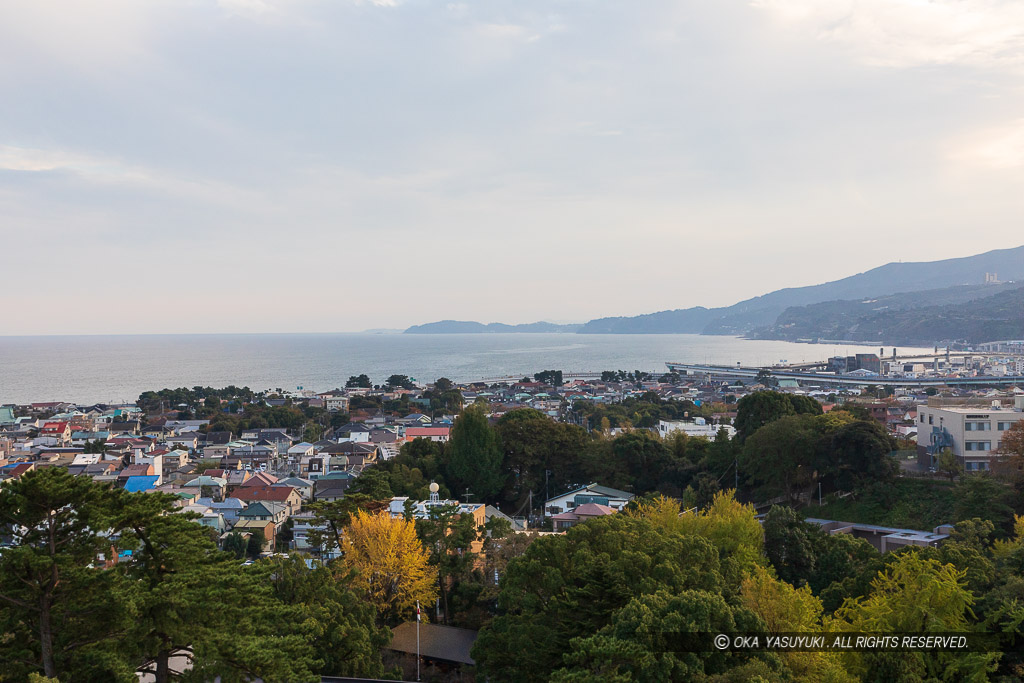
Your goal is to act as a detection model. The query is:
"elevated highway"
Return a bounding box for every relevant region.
[664,362,1024,388]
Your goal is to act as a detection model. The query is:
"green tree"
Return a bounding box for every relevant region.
[582,430,676,494]
[83,438,108,454]
[446,404,505,502]
[762,506,878,603]
[263,554,391,678]
[953,473,1017,532]
[550,589,781,682]
[496,408,589,507]
[385,374,414,390]
[223,531,247,559]
[415,503,481,625]
[740,415,819,503]
[0,468,133,681]
[937,448,962,481]
[827,419,898,491]
[735,391,793,441]
[346,374,372,388]
[473,512,730,682]
[533,370,564,387]
[246,529,266,559]
[762,506,817,588]
[113,491,316,683]
[348,467,394,500]
[682,472,721,511]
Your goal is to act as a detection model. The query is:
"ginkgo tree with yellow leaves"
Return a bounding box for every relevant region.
[342,509,437,624]
[828,552,1001,681]
[740,565,855,683]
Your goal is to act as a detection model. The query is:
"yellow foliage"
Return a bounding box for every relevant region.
[740,565,855,683]
[629,490,764,580]
[741,564,823,632]
[991,514,1024,558]
[626,494,684,532]
[830,553,974,632]
[677,490,764,569]
[814,410,857,433]
[343,510,437,620]
[827,552,999,680]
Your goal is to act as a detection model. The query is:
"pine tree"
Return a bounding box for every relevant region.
[0,468,133,681]
[223,531,247,559]
[447,404,504,502]
[246,528,266,559]
[113,491,315,683]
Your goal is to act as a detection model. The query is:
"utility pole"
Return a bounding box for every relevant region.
[734,458,738,493]
[461,488,473,503]
[416,601,421,682]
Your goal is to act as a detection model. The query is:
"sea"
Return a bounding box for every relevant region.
[0,333,931,405]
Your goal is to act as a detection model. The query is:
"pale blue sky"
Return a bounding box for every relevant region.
[2,0,1023,334]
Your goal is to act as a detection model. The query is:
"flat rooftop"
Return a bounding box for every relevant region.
[920,406,1022,414]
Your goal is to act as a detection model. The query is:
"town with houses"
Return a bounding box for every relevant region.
[3,344,1024,545]
[3,347,1024,680]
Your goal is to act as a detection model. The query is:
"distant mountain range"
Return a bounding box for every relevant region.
[404,245,1024,343]
[753,282,1024,345]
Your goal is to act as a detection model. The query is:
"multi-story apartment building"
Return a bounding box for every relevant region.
[917,397,1024,471]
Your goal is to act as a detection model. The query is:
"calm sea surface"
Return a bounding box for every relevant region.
[0,334,929,404]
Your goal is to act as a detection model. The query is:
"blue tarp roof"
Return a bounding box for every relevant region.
[123,475,159,492]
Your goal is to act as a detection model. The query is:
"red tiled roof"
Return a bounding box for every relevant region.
[9,463,35,478]
[120,464,154,478]
[237,472,278,488]
[234,485,296,502]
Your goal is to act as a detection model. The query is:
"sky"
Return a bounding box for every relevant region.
[2,0,1023,335]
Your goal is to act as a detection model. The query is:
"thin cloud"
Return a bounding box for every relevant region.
[949,118,1024,169]
[0,1,1022,334]
[751,0,1024,69]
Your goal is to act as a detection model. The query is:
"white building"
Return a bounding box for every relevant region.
[917,397,1024,471]
[658,418,736,440]
[326,396,350,412]
[544,483,634,517]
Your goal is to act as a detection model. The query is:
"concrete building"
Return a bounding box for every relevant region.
[658,418,736,440]
[828,354,882,375]
[804,518,950,552]
[917,396,1024,471]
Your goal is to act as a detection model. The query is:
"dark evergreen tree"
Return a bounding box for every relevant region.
[446,404,505,502]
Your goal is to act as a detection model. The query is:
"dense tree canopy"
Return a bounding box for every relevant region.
[0,468,131,681]
[447,404,505,502]
[495,408,588,507]
[734,391,822,442]
[473,493,768,682]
